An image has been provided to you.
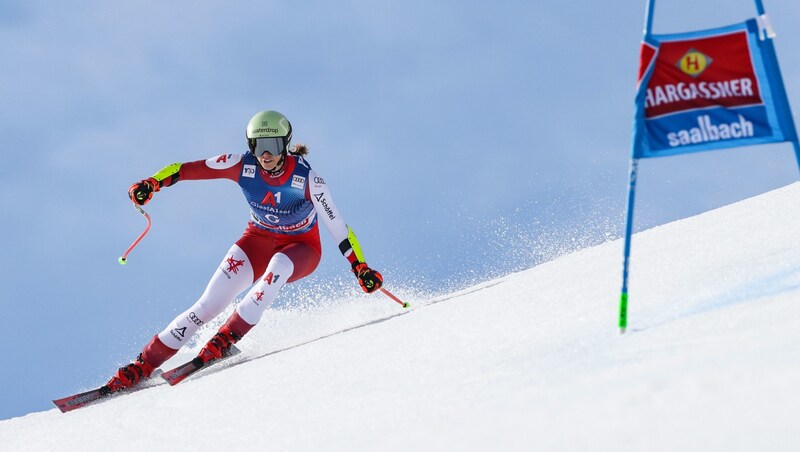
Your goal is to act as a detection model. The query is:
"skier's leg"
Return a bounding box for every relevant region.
[198,242,320,361]
[106,243,254,391]
[237,241,321,326]
[155,243,255,351]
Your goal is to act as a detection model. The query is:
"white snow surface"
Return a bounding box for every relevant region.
[2,184,799,451]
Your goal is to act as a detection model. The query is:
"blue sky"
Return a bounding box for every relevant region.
[1,0,798,419]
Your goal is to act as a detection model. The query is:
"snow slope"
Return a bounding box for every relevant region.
[1,183,799,452]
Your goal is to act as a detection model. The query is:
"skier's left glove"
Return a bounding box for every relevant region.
[352,263,383,293]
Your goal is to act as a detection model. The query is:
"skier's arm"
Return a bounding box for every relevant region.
[309,170,383,293]
[156,154,244,187]
[128,154,243,205]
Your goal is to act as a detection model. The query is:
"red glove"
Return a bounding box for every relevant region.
[352,263,383,293]
[128,177,160,205]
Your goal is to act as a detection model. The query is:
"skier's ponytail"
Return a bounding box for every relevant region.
[290,143,309,156]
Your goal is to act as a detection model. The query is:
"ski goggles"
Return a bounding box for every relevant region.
[249,137,286,157]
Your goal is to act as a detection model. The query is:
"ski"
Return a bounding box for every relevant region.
[161,345,240,386]
[53,386,113,413]
[53,370,164,413]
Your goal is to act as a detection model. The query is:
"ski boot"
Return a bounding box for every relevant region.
[197,325,242,364]
[104,353,155,394]
[102,335,176,394]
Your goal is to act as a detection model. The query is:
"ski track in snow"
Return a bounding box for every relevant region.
[179,279,509,381]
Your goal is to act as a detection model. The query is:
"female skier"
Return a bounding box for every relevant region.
[104,110,384,392]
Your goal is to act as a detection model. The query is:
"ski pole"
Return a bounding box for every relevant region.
[380,287,410,308]
[118,204,152,265]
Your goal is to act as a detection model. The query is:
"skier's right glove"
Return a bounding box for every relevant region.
[128,177,160,205]
[352,262,383,293]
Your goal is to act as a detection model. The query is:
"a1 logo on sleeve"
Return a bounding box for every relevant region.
[206,154,242,169]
